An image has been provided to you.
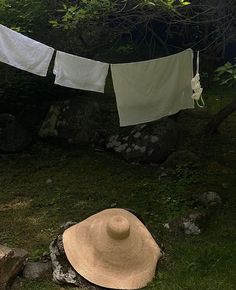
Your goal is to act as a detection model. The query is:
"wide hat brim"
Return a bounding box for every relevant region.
[63,208,161,289]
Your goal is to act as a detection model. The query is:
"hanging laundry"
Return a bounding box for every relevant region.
[191,51,205,108]
[0,24,54,76]
[53,51,109,93]
[111,49,195,127]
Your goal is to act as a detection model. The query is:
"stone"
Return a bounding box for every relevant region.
[106,118,179,163]
[0,114,32,153]
[163,223,170,229]
[0,245,28,290]
[183,221,201,235]
[199,192,222,208]
[221,183,228,189]
[46,178,53,185]
[22,261,52,280]
[158,172,168,181]
[133,132,141,138]
[150,136,159,143]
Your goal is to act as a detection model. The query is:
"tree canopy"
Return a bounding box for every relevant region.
[0,0,235,63]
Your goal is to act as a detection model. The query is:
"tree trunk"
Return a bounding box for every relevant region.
[204,98,236,134]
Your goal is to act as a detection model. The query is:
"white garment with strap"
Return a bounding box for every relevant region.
[191,51,205,108]
[111,49,195,127]
[0,24,54,76]
[53,51,109,93]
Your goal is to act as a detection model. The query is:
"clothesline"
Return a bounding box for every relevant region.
[0,24,204,127]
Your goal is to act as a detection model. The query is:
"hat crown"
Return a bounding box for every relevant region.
[106,215,130,240]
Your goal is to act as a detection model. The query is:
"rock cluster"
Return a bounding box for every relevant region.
[163,191,222,236]
[165,211,206,236]
[0,245,52,290]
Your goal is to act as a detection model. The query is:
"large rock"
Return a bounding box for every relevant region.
[106,118,179,163]
[0,245,28,290]
[39,98,103,144]
[38,95,120,145]
[0,114,32,153]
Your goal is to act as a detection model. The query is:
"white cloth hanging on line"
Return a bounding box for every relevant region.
[111,49,195,127]
[191,51,205,108]
[53,51,109,93]
[0,24,54,76]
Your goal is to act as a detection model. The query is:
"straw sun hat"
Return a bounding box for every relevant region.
[63,208,162,289]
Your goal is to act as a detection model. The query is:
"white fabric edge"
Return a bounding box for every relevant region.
[118,102,195,127]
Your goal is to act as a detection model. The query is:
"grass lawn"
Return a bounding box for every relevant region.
[0,87,235,290]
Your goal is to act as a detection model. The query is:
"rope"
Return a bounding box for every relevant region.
[196,50,199,74]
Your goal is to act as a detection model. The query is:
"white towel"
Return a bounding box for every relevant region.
[0,24,54,76]
[111,49,195,127]
[53,51,109,93]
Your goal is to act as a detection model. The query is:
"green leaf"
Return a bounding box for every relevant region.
[215,60,236,88]
[56,9,66,13]
[179,0,191,5]
[215,66,226,73]
[49,20,58,27]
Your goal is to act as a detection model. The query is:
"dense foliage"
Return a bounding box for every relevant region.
[0,0,235,61]
[0,0,191,59]
[215,59,236,88]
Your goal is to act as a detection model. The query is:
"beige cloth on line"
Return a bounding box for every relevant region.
[0,24,54,76]
[111,49,195,127]
[53,51,109,93]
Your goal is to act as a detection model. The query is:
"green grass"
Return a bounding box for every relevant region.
[0,87,235,290]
